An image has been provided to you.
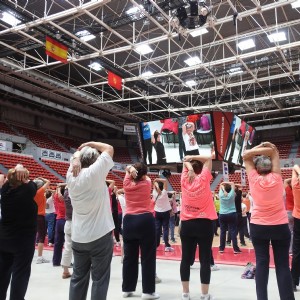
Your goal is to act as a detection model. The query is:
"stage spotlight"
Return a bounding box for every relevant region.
[177,6,188,27]
[190,0,198,16]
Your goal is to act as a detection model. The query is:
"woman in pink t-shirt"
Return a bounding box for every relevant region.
[290,164,300,292]
[180,154,217,300]
[122,162,159,300]
[243,142,294,300]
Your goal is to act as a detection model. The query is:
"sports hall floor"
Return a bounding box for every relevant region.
[13,246,300,300]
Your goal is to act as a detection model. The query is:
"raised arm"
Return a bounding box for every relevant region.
[242,142,280,174]
[78,141,114,158]
[106,179,115,190]
[153,178,168,190]
[183,153,212,171]
[292,164,300,182]
[38,177,50,190]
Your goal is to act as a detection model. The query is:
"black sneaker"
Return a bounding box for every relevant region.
[226,242,231,246]
[219,248,224,253]
[234,249,242,254]
[240,243,246,247]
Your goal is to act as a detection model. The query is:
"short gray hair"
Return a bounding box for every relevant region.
[80,146,99,168]
[254,155,272,175]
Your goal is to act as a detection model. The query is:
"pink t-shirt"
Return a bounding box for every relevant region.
[123,173,152,215]
[180,167,217,221]
[292,177,300,219]
[248,169,287,225]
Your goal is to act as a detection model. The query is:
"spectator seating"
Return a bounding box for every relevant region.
[50,134,81,151]
[0,151,63,188]
[42,158,69,178]
[113,147,134,164]
[13,125,66,152]
[0,122,16,136]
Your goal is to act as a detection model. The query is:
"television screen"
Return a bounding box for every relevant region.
[223,114,255,166]
[138,112,254,167]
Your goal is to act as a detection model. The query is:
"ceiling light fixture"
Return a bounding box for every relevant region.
[0,12,21,26]
[238,38,255,50]
[228,67,243,75]
[126,5,144,20]
[135,44,153,55]
[190,27,208,37]
[185,80,197,87]
[291,0,300,8]
[141,71,153,77]
[267,31,287,43]
[76,30,96,42]
[184,56,201,66]
[88,62,102,71]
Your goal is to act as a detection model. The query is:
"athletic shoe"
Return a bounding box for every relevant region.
[155,275,162,284]
[141,292,160,299]
[165,246,174,252]
[234,249,242,254]
[123,292,134,298]
[200,294,213,300]
[36,257,50,264]
[211,264,220,271]
[226,242,231,246]
[171,239,176,243]
[181,293,190,299]
[218,247,224,253]
[240,242,246,247]
[48,243,53,247]
[115,242,121,247]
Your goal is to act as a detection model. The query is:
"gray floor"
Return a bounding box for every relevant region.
[15,250,300,300]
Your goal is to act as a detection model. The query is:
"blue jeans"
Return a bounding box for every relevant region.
[219,212,239,251]
[45,213,55,243]
[251,223,294,300]
[53,218,65,266]
[155,211,171,248]
[169,215,175,240]
[69,232,113,300]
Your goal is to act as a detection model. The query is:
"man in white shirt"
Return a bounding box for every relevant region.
[66,141,114,300]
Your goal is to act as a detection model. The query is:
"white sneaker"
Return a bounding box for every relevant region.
[200,294,213,300]
[155,275,162,284]
[211,264,220,271]
[116,242,121,247]
[36,257,50,264]
[164,246,174,252]
[123,291,134,298]
[182,293,190,299]
[141,292,160,299]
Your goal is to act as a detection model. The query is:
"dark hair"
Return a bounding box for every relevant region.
[45,191,52,198]
[191,160,203,175]
[133,162,147,182]
[153,130,160,143]
[60,186,66,196]
[242,192,247,198]
[157,181,164,191]
[224,183,231,193]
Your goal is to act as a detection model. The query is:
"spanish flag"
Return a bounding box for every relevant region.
[45,36,68,64]
[108,71,122,90]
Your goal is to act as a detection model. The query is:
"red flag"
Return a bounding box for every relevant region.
[108,71,122,90]
[45,36,68,64]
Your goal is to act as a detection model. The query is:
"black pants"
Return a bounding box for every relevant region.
[0,234,35,300]
[112,210,120,242]
[122,213,156,294]
[178,128,186,160]
[180,218,214,284]
[250,223,294,300]
[155,211,171,248]
[292,217,300,286]
[227,213,245,244]
[144,138,152,165]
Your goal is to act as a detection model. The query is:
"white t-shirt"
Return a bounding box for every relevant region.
[241,202,247,217]
[118,194,126,215]
[66,152,115,243]
[46,195,55,214]
[153,189,172,212]
[183,132,199,151]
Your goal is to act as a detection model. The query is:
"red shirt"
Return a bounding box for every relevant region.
[53,193,66,220]
[285,185,294,211]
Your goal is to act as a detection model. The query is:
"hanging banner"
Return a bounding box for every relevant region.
[222,161,229,182]
[241,168,246,186]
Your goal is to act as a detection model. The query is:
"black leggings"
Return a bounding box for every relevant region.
[180,218,214,284]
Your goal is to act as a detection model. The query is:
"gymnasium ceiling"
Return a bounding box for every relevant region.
[0,0,300,134]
